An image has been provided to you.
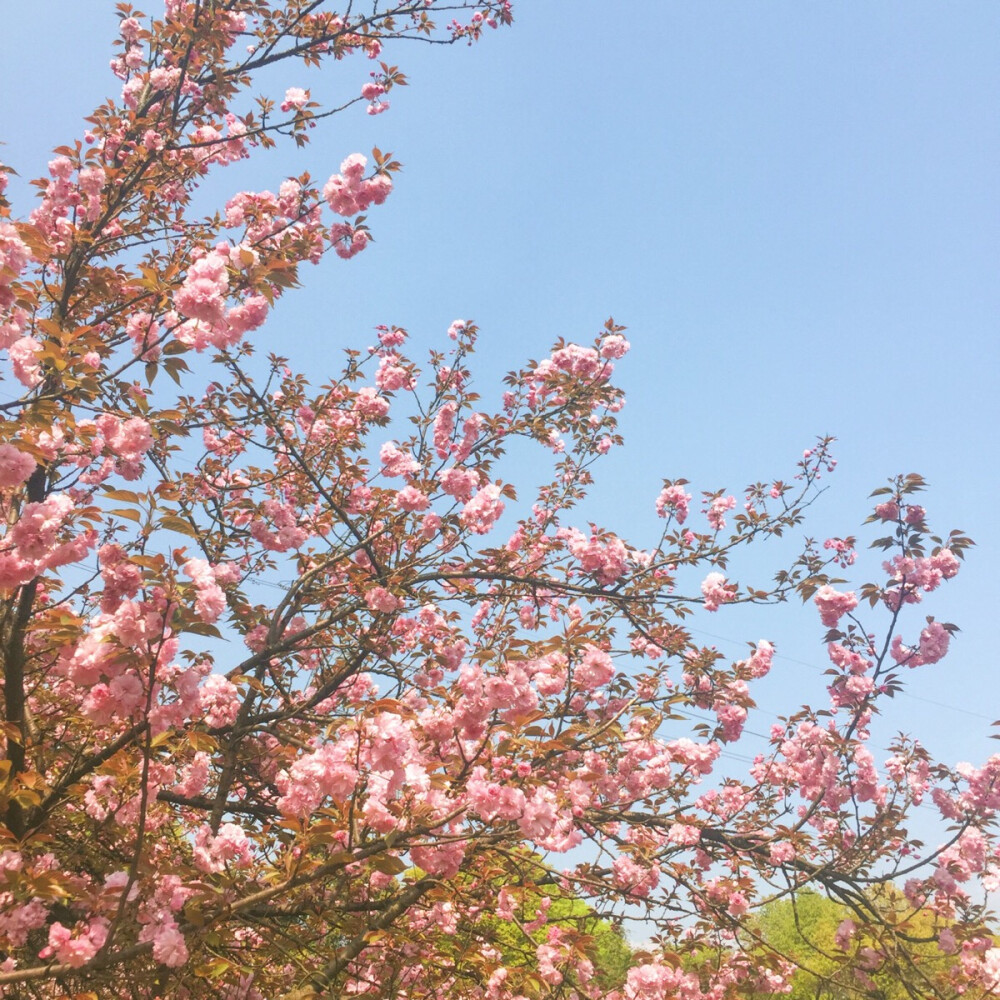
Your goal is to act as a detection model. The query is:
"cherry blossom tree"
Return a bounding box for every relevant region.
[0,3,996,999]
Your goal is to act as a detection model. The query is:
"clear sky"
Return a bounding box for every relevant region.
[2,3,998,776]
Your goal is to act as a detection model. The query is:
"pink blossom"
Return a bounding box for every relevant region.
[574,645,614,690]
[701,572,735,612]
[706,494,736,531]
[366,586,403,613]
[932,547,960,579]
[395,485,430,512]
[0,444,36,488]
[875,500,899,521]
[746,640,774,678]
[813,585,858,628]
[43,919,108,968]
[918,622,951,664]
[439,466,479,501]
[460,484,505,534]
[183,557,226,623]
[8,335,42,387]
[175,251,229,325]
[655,484,691,523]
[280,86,309,112]
[353,386,390,418]
[433,401,457,458]
[200,674,240,728]
[193,822,254,873]
[561,527,628,585]
[150,919,188,967]
[375,352,415,391]
[835,918,857,950]
[599,333,630,359]
[611,856,660,897]
[410,840,467,878]
[323,154,392,216]
[379,440,420,478]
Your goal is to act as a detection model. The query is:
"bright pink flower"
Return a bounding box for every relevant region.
[599,333,630,359]
[433,401,456,458]
[874,501,899,521]
[150,919,188,967]
[746,640,774,678]
[932,548,960,579]
[183,557,226,623]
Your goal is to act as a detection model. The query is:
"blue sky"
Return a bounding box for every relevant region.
[2,2,998,774]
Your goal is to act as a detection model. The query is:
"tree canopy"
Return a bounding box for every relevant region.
[0,3,997,999]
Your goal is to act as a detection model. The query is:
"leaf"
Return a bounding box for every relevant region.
[108,507,142,522]
[184,621,223,639]
[158,515,199,537]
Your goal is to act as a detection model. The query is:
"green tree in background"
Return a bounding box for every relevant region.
[753,888,979,1000]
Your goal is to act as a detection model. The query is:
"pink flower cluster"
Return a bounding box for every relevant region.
[460,484,505,534]
[182,557,234,624]
[249,499,309,552]
[175,251,230,325]
[890,620,951,667]
[701,572,735,612]
[0,493,97,592]
[0,443,36,489]
[705,494,735,531]
[41,918,109,968]
[559,527,628,585]
[882,549,960,609]
[823,536,857,567]
[655,483,691,523]
[0,221,30,319]
[199,674,241,728]
[193,822,254,873]
[813,585,858,628]
[281,86,309,112]
[361,79,390,115]
[380,441,420,478]
[322,154,392,217]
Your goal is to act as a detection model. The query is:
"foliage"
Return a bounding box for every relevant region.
[752,888,981,1000]
[0,3,997,999]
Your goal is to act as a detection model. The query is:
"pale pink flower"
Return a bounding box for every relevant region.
[365,586,403,613]
[813,585,858,628]
[460,484,505,534]
[655,484,691,523]
[395,485,429,511]
[200,674,240,728]
[0,444,36,488]
[701,572,735,612]
[379,440,420,478]
[280,86,308,112]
